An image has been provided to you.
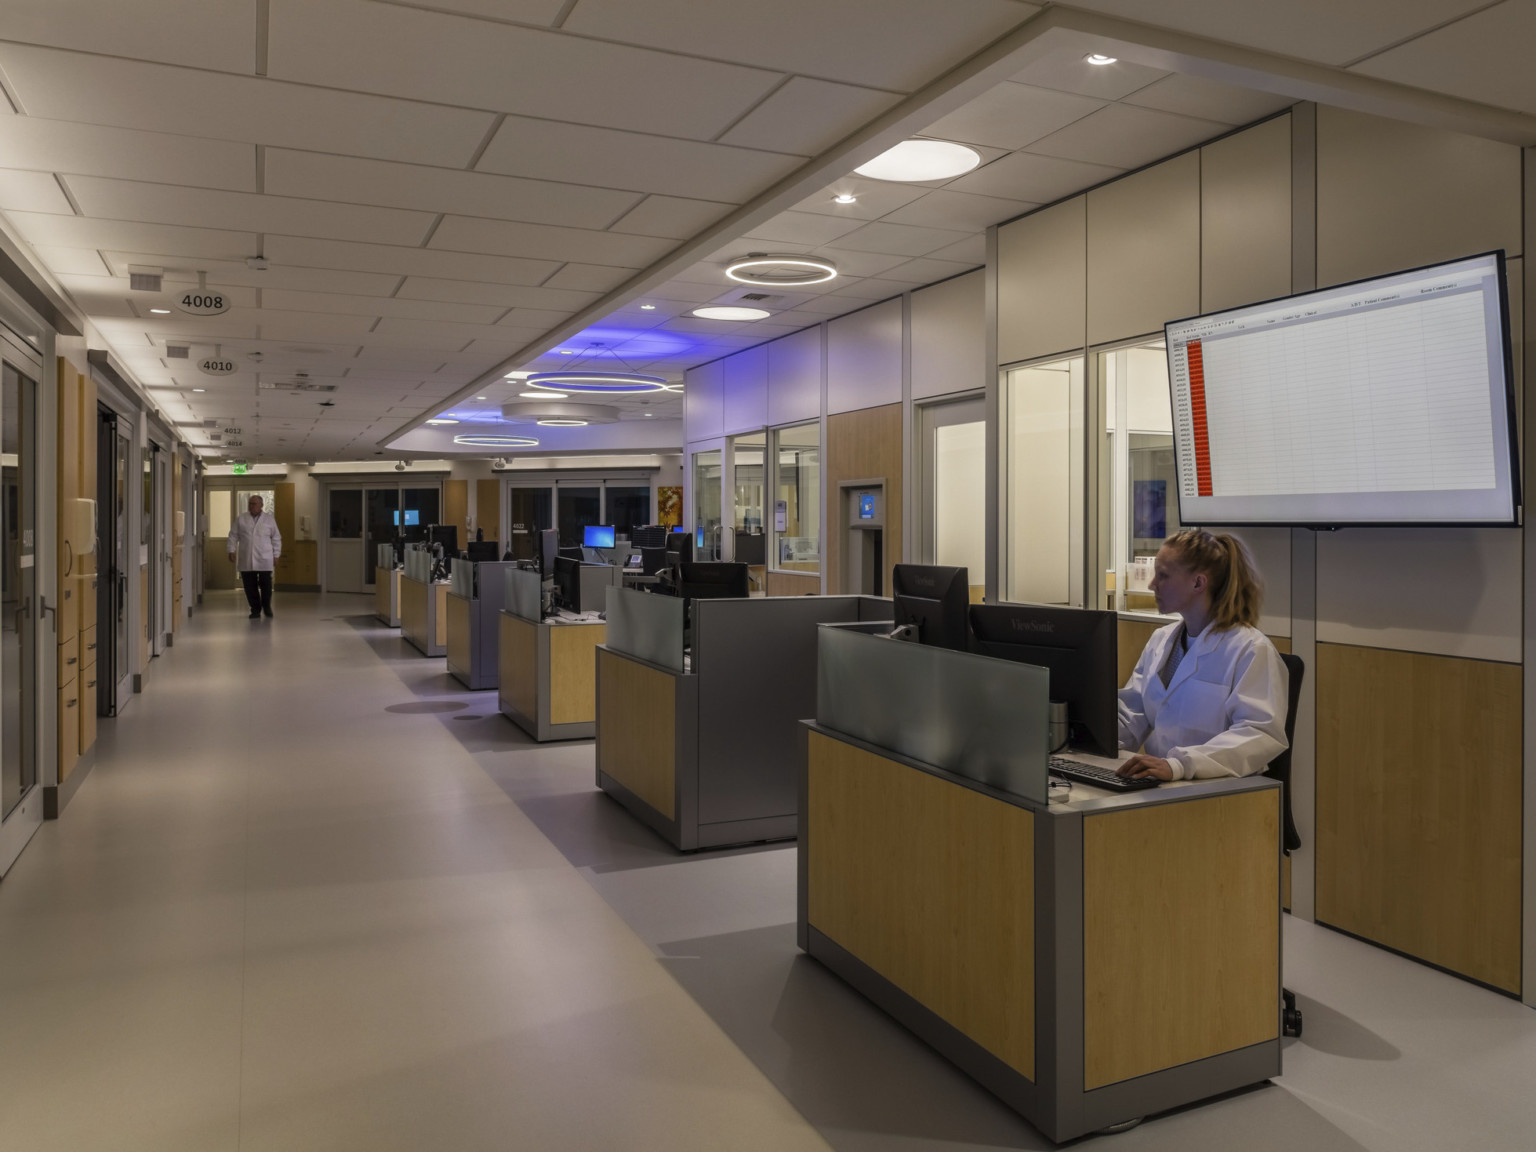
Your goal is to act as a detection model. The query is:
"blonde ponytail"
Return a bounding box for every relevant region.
[1163,529,1263,630]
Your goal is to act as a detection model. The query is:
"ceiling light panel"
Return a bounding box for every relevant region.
[854,139,981,182]
[692,306,771,321]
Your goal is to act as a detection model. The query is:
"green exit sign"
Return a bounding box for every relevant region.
[232,462,249,475]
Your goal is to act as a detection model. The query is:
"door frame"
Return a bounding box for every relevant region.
[914,391,985,567]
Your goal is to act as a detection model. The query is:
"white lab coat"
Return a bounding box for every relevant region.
[227,511,282,571]
[1117,622,1288,780]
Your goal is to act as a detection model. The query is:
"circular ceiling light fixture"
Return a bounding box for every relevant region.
[692,306,771,321]
[832,192,858,205]
[520,390,568,399]
[725,253,837,286]
[527,370,670,394]
[453,433,539,448]
[425,418,459,425]
[853,139,980,182]
[502,401,619,426]
[538,418,588,427]
[1085,53,1118,65]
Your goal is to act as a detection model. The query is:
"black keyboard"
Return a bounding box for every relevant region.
[1049,756,1160,793]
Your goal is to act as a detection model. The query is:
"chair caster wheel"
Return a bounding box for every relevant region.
[1098,1117,1143,1134]
[1282,1007,1303,1037]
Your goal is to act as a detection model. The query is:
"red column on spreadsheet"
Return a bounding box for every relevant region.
[1186,342,1213,497]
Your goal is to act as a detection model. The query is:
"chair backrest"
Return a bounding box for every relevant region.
[1265,651,1305,854]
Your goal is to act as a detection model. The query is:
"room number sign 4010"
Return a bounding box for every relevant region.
[176,291,230,316]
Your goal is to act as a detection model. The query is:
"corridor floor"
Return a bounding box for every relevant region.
[0,591,1532,1152]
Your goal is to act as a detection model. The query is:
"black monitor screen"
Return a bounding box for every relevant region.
[890,564,969,650]
[538,528,559,576]
[553,555,582,611]
[679,562,748,600]
[968,604,1119,758]
[430,524,459,553]
[466,540,498,562]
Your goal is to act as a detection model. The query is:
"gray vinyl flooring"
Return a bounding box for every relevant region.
[0,590,1531,1151]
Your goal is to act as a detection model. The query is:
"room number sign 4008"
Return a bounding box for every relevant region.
[176,290,230,316]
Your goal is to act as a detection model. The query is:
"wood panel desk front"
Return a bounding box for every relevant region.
[799,723,1282,1143]
[400,576,448,657]
[375,567,400,627]
[497,612,605,741]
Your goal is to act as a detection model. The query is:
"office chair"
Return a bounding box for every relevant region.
[1267,651,1305,1038]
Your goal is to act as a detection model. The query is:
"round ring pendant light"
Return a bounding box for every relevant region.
[453,433,540,448]
[526,370,670,394]
[724,253,838,286]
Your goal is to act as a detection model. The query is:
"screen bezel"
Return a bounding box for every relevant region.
[1162,249,1520,529]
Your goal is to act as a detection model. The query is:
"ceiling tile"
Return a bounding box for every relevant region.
[607,195,736,240]
[743,210,868,247]
[637,279,729,304]
[826,220,974,257]
[267,0,781,140]
[1054,0,1495,69]
[883,256,982,283]
[0,170,73,214]
[790,177,930,220]
[31,246,111,277]
[542,264,636,292]
[879,188,1036,231]
[0,0,255,73]
[922,81,1106,150]
[0,116,256,190]
[827,278,911,302]
[66,177,436,247]
[259,288,505,326]
[498,307,576,329]
[806,248,914,277]
[396,278,600,310]
[719,77,902,156]
[428,216,675,267]
[1026,103,1228,169]
[394,1,567,22]
[476,115,804,201]
[262,150,642,230]
[0,44,496,168]
[103,252,401,297]
[263,236,562,287]
[946,149,1122,201]
[564,0,1038,92]
[1008,47,1169,100]
[1122,74,1296,125]
[1350,3,1536,116]
[6,212,258,262]
[922,234,989,264]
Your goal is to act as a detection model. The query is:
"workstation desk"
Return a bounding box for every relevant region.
[447,558,515,690]
[800,627,1281,1143]
[400,547,449,657]
[595,587,890,851]
[497,567,606,741]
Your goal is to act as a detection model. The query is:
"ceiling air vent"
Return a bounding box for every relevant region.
[128,265,163,292]
[167,345,190,359]
[262,380,337,392]
[203,419,217,427]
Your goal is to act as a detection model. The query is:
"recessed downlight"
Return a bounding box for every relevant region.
[832,193,858,205]
[149,307,171,314]
[520,390,568,399]
[192,387,206,392]
[426,418,459,425]
[692,306,771,321]
[1085,53,1118,65]
[639,303,657,310]
[854,139,980,182]
[476,395,487,400]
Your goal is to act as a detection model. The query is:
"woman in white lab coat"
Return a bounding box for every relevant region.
[1116,529,1288,781]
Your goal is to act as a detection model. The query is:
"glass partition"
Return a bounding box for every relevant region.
[504,567,543,622]
[918,397,984,595]
[1100,341,1179,614]
[506,485,552,562]
[606,485,650,539]
[1003,355,1082,606]
[692,449,722,560]
[732,433,765,533]
[558,485,601,548]
[772,423,819,573]
[604,586,684,672]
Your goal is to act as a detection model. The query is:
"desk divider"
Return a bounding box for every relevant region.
[605,586,684,672]
[504,567,543,623]
[403,545,432,583]
[816,627,1051,805]
[449,557,474,598]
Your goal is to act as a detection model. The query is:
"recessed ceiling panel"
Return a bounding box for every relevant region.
[396,277,602,311]
[719,77,902,156]
[0,44,496,168]
[262,236,562,287]
[743,210,868,247]
[5,211,258,261]
[262,149,643,230]
[475,115,804,202]
[427,216,676,268]
[104,251,402,297]
[1009,48,1168,101]
[1122,74,1296,126]
[946,149,1123,201]
[1026,103,1229,170]
[791,178,930,221]
[0,0,256,74]
[879,188,1037,231]
[267,0,782,140]
[542,264,637,292]
[1350,3,1536,116]
[0,115,256,190]
[565,0,1038,92]
[607,195,737,240]
[922,81,1106,150]
[31,246,112,277]
[826,220,974,258]
[259,289,505,326]
[0,170,73,214]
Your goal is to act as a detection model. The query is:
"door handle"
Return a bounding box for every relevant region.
[39,596,55,632]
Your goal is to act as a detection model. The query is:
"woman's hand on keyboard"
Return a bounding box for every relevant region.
[1116,754,1173,781]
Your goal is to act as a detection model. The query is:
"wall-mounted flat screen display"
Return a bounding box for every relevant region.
[1164,251,1518,526]
[393,509,421,526]
[858,492,876,520]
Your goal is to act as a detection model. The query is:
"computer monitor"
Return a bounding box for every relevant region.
[669,528,694,563]
[584,524,616,549]
[890,564,970,651]
[466,540,498,562]
[632,525,669,549]
[393,509,421,527]
[678,561,749,601]
[429,524,459,553]
[401,524,428,545]
[553,555,583,611]
[734,532,766,566]
[968,604,1119,758]
[538,528,559,576]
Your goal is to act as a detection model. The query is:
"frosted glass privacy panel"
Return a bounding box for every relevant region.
[404,544,432,582]
[450,558,474,598]
[605,586,684,673]
[817,627,1050,804]
[376,543,396,571]
[504,567,542,622]
[1164,250,1518,526]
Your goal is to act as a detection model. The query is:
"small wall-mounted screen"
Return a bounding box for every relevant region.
[858,492,876,520]
[394,509,420,526]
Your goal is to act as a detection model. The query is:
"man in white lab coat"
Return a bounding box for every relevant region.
[227,494,282,619]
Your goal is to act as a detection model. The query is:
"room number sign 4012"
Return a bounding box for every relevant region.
[176,290,230,316]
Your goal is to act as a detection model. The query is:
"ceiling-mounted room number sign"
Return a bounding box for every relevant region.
[175,290,229,316]
[198,356,237,376]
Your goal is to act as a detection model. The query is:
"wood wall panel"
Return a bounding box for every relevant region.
[1316,642,1522,992]
[445,479,469,537]
[597,649,676,819]
[475,478,500,546]
[549,624,604,725]
[1083,789,1279,1089]
[766,571,821,597]
[825,403,902,596]
[807,731,1034,1079]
